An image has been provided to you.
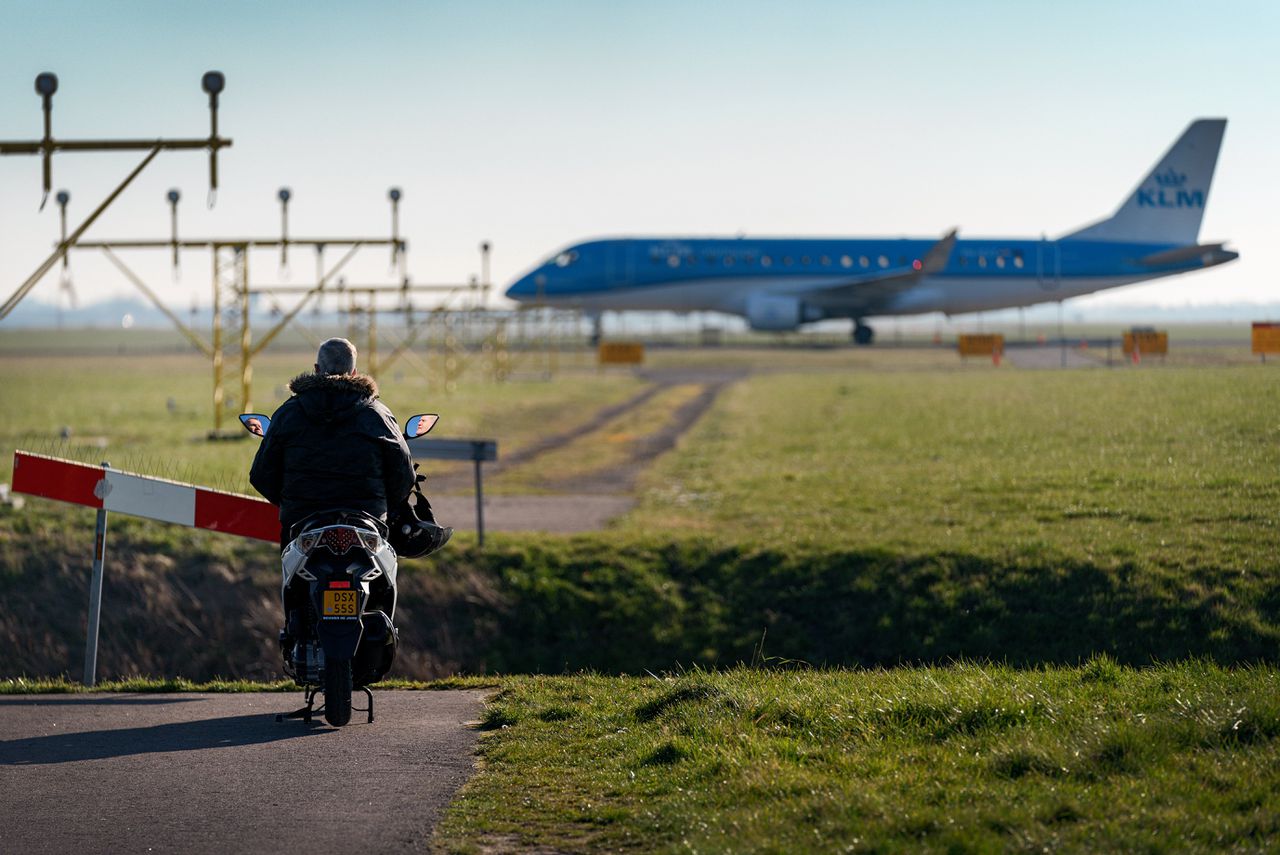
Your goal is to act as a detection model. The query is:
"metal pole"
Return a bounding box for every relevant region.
[1058,301,1066,368]
[474,454,485,548]
[83,461,110,686]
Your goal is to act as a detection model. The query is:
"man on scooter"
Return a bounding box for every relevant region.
[249,337,439,551]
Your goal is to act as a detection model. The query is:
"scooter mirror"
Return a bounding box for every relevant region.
[239,413,271,437]
[404,413,439,438]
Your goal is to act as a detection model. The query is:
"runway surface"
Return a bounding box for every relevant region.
[0,690,486,854]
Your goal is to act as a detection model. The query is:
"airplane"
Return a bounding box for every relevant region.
[505,119,1237,344]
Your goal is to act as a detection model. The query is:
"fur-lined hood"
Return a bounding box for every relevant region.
[287,371,379,423]
[288,371,379,398]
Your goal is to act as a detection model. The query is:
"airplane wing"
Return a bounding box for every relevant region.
[800,228,957,314]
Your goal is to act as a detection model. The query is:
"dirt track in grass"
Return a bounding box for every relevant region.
[428,367,747,534]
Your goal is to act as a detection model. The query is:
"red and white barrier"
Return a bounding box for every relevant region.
[11,450,278,542]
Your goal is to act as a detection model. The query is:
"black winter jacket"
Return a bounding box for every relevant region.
[249,372,415,538]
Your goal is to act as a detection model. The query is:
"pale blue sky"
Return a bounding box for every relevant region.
[1,0,1277,312]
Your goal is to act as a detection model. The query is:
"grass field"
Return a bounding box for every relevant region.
[435,663,1280,853]
[626,365,1280,567]
[0,348,647,492]
[3,329,1279,851]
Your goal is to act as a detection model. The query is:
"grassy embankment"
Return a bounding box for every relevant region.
[5,357,1278,677]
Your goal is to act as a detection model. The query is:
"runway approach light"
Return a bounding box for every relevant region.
[168,189,182,270]
[279,187,292,270]
[389,187,403,268]
[202,71,226,206]
[201,71,225,99]
[35,73,58,97]
[56,190,70,206]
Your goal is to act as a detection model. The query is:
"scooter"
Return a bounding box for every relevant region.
[239,411,439,726]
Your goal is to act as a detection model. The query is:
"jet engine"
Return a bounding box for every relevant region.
[745,293,805,332]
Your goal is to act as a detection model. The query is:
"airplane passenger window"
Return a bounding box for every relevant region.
[977,256,987,268]
[724,256,735,266]
[860,256,869,268]
[761,255,772,267]
[668,255,681,268]
[745,253,757,265]
[1013,252,1025,269]
[841,255,853,268]
[821,255,831,266]
[801,256,811,265]
[878,255,889,268]
[783,256,794,266]
[995,255,1006,269]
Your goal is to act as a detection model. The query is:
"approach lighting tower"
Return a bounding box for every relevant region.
[0,71,231,320]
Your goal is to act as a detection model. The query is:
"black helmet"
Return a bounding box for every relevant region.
[390,516,452,558]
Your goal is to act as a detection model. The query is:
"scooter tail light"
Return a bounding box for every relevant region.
[320,527,359,554]
[356,529,383,552]
[296,532,322,554]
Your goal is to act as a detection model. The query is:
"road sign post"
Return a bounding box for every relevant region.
[408,438,498,547]
[83,462,110,687]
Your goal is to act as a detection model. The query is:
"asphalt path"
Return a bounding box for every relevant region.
[0,690,486,854]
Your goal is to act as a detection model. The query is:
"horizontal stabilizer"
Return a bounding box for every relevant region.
[1139,243,1238,267]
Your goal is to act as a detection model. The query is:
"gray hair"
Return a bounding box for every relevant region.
[316,337,357,375]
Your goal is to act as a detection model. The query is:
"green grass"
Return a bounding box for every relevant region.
[436,663,1280,853]
[0,348,646,492]
[625,366,1280,571]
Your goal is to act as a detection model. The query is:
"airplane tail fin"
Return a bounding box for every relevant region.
[1062,118,1226,245]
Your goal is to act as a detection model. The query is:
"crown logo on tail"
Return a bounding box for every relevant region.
[1153,169,1187,188]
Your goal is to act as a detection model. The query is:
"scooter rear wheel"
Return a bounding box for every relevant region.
[324,660,353,727]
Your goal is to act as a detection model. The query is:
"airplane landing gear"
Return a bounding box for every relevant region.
[588,312,603,347]
[853,322,875,346]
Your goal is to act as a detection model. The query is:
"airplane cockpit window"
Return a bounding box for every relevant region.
[554,251,579,268]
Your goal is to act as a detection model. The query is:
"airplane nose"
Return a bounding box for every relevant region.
[505,272,547,302]
[505,275,532,301]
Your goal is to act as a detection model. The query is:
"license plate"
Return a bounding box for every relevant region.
[323,589,357,619]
